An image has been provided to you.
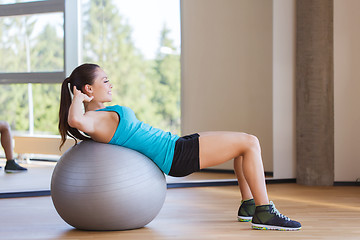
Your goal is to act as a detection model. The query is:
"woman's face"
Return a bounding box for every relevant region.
[87,68,113,102]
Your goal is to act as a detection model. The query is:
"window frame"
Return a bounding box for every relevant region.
[0,0,81,84]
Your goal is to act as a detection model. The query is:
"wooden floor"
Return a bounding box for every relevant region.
[1,183,359,240]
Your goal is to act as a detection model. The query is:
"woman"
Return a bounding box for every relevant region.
[59,63,301,231]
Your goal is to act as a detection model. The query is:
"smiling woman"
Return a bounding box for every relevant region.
[58,62,301,231]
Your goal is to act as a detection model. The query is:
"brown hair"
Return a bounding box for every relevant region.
[58,63,100,149]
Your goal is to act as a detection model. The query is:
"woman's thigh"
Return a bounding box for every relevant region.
[198,131,258,169]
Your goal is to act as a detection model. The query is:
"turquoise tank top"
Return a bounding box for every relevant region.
[96,105,180,174]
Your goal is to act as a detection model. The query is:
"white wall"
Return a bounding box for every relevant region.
[334,0,360,182]
[272,0,360,181]
[181,0,273,171]
[181,0,360,181]
[272,0,296,179]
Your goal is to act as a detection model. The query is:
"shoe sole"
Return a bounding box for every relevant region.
[5,169,27,173]
[252,223,301,231]
[237,216,252,222]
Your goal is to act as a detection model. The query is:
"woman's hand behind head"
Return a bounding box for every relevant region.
[73,86,94,103]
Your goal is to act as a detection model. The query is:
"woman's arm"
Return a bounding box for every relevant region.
[68,86,95,134]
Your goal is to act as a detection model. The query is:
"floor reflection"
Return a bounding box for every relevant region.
[0,158,238,195]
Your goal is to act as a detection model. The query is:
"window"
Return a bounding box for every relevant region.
[0,0,181,136]
[0,0,45,4]
[81,0,181,134]
[0,83,60,134]
[0,0,65,135]
[0,0,65,84]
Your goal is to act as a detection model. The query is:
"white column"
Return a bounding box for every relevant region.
[65,0,82,76]
[272,0,296,179]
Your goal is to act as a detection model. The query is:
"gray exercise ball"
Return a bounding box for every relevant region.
[51,140,167,231]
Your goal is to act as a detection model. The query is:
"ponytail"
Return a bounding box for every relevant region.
[58,77,90,150]
[58,63,100,150]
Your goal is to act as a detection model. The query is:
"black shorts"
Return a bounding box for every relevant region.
[168,133,200,177]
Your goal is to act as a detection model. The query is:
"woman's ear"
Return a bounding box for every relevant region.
[83,84,93,95]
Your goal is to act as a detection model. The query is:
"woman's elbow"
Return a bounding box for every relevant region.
[68,116,93,134]
[68,116,81,129]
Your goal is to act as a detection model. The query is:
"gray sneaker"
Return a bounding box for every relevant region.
[4,159,28,173]
[252,201,301,231]
[237,199,255,222]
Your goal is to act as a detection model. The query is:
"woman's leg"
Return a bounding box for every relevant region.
[199,131,269,206]
[0,121,27,172]
[199,132,301,230]
[234,156,253,201]
[0,121,14,160]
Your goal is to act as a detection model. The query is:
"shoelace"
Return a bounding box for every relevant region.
[269,201,290,221]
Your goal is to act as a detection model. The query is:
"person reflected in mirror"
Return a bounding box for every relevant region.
[0,121,28,173]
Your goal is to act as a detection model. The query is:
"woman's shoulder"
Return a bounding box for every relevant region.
[85,107,119,123]
[108,105,133,112]
[95,105,135,116]
[96,105,122,111]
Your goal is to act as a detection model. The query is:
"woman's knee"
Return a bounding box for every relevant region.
[0,121,10,133]
[240,133,261,154]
